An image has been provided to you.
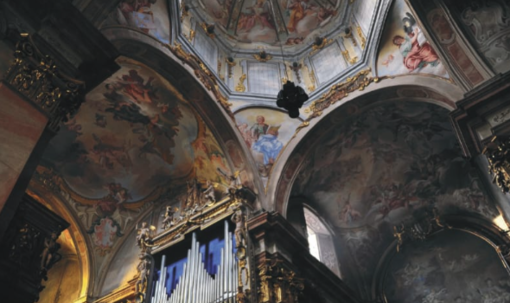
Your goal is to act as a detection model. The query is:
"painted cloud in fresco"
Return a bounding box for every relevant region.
[235,108,301,185]
[384,230,510,303]
[40,57,231,253]
[377,0,448,78]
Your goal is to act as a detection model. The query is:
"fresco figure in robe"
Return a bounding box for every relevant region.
[392,26,440,72]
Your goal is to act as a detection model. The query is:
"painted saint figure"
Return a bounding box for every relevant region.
[252,125,284,167]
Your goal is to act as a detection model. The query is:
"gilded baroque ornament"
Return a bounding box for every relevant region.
[356,26,366,49]
[344,27,357,47]
[5,33,85,132]
[236,74,247,92]
[258,257,304,303]
[483,136,510,193]
[310,37,332,56]
[253,50,272,62]
[166,42,234,118]
[294,68,385,136]
[393,208,451,252]
[342,49,358,65]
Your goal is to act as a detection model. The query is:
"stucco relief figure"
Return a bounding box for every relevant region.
[40,232,61,271]
[136,222,154,252]
[135,256,151,295]
[161,206,177,229]
[202,180,216,205]
[231,209,246,248]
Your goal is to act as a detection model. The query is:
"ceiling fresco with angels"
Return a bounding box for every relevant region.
[195,0,344,50]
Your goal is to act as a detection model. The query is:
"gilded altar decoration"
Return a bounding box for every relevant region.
[5,33,85,132]
[253,50,272,62]
[483,136,510,193]
[356,26,366,49]
[342,49,358,65]
[258,257,304,303]
[294,68,385,136]
[392,208,451,252]
[236,74,247,92]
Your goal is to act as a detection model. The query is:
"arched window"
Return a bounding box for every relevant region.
[304,206,341,278]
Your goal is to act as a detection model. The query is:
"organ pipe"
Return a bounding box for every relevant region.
[151,221,238,303]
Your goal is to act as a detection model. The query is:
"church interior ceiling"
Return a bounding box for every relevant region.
[18,0,508,300]
[289,100,501,298]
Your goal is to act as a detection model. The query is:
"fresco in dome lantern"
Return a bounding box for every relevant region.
[377,0,449,78]
[104,0,171,43]
[234,0,341,46]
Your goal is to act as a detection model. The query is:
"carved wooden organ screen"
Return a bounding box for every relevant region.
[151,220,238,303]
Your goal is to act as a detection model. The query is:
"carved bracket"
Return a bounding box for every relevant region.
[4,33,85,132]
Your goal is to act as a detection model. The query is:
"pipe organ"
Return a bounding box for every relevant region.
[151,221,238,303]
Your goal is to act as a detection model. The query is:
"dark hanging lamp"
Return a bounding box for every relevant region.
[277,80,308,118]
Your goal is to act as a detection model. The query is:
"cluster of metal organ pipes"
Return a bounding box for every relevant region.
[151,222,238,303]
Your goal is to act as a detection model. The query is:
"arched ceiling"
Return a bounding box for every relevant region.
[285,100,500,298]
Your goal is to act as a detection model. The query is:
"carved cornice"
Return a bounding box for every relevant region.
[93,277,137,303]
[295,69,385,136]
[166,42,234,119]
[4,33,86,132]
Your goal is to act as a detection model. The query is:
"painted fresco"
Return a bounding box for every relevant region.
[237,0,278,44]
[235,108,301,182]
[384,230,510,303]
[292,102,495,230]
[105,0,170,43]
[199,0,234,28]
[234,0,340,45]
[377,0,448,78]
[279,0,339,45]
[290,101,499,295]
[41,57,230,253]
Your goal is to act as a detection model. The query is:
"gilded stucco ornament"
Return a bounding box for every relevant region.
[253,50,272,62]
[393,208,451,252]
[236,74,247,92]
[166,42,234,118]
[483,136,510,193]
[294,68,387,137]
[6,33,85,132]
[257,257,304,303]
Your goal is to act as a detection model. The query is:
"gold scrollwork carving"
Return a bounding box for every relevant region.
[356,26,366,49]
[6,33,85,132]
[293,68,386,136]
[309,37,333,56]
[342,50,358,65]
[258,257,304,303]
[236,74,247,92]
[253,50,272,62]
[483,136,510,193]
